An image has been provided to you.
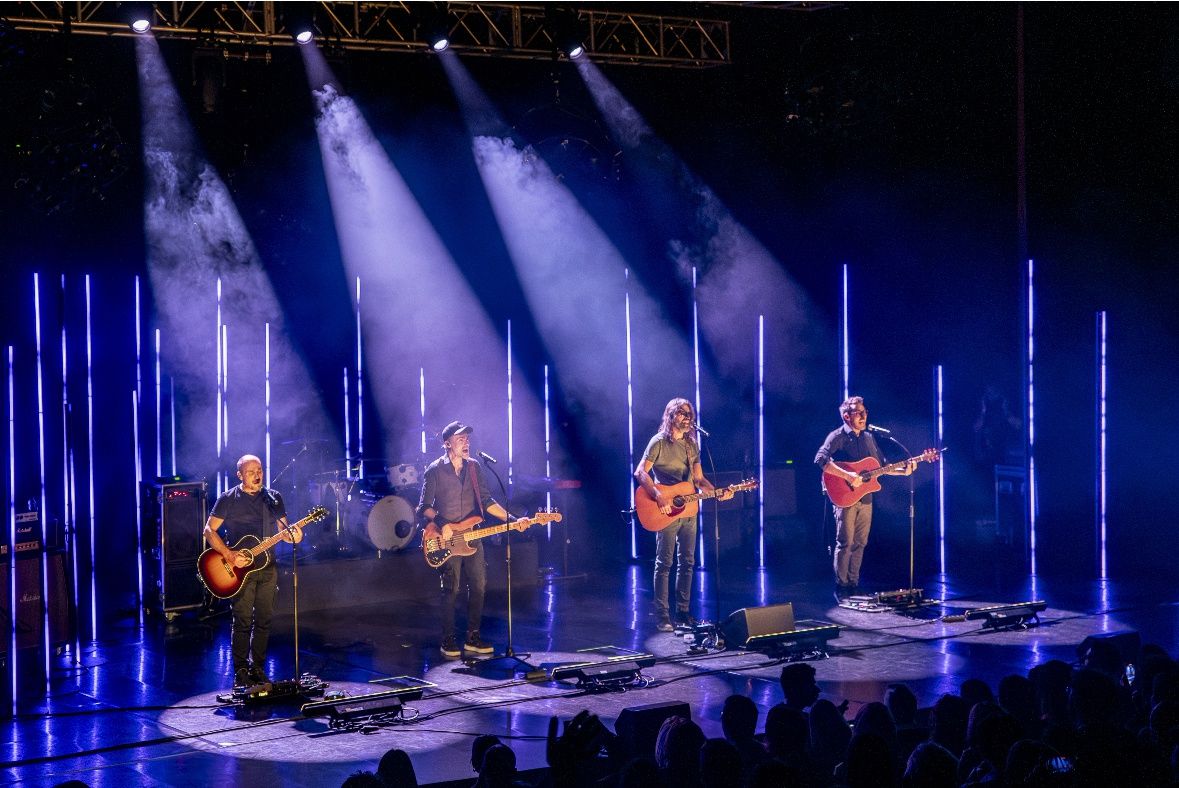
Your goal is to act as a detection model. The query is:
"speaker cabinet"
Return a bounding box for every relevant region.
[146,481,208,613]
[720,602,795,649]
[615,700,691,760]
[1,551,71,650]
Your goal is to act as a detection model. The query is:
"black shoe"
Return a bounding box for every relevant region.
[675,612,699,629]
[656,615,674,633]
[234,667,251,687]
[849,584,861,598]
[440,636,461,659]
[247,665,270,685]
[834,583,851,601]
[464,632,494,654]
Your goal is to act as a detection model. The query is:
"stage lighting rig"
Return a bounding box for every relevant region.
[282,5,316,45]
[546,6,586,61]
[421,3,451,53]
[124,2,153,34]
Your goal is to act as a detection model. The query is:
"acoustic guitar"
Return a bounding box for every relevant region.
[822,449,941,508]
[196,506,329,599]
[634,479,759,532]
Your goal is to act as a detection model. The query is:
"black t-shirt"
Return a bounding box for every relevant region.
[210,486,287,558]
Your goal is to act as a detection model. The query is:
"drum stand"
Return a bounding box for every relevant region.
[466,461,538,679]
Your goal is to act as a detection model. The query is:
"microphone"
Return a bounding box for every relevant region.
[690,422,711,437]
[478,450,498,464]
[866,424,892,435]
[263,488,280,507]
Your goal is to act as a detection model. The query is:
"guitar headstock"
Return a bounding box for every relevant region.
[306,506,330,523]
[731,478,759,492]
[920,449,942,463]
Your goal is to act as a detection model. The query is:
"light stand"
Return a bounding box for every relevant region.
[465,460,537,679]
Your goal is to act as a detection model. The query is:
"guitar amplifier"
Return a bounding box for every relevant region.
[144,481,208,614]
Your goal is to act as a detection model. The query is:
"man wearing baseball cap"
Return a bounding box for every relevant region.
[416,420,512,658]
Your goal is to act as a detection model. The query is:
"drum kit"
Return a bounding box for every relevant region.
[301,455,424,556]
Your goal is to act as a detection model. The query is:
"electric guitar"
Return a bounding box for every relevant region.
[634,479,759,532]
[422,510,563,569]
[822,448,941,508]
[196,506,329,599]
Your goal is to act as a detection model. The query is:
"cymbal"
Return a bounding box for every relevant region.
[281,437,330,446]
[309,470,360,481]
[335,456,387,464]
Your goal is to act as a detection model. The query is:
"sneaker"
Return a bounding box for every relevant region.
[656,616,674,633]
[440,636,461,659]
[247,665,270,685]
[464,632,494,654]
[234,667,251,687]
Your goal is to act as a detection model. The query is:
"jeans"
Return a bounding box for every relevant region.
[833,501,872,586]
[231,563,277,675]
[653,515,697,618]
[439,542,486,640]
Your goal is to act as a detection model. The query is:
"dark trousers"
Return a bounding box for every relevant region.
[231,563,277,675]
[439,543,486,640]
[654,515,697,618]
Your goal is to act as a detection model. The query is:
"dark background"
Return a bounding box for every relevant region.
[1,4,1176,623]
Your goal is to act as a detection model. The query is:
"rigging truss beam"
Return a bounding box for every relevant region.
[5,2,735,68]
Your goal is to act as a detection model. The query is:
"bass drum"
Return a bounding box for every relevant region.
[348,493,418,552]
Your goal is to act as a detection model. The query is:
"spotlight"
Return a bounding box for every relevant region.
[546,7,586,61]
[283,5,316,45]
[422,2,451,53]
[125,3,153,34]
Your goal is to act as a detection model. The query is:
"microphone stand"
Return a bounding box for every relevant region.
[466,459,536,679]
[880,433,920,597]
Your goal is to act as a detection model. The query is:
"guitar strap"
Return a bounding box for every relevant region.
[467,459,485,521]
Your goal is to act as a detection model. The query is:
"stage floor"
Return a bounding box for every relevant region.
[6,561,1178,786]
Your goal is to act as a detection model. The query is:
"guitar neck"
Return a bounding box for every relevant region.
[464,517,540,542]
[244,515,309,558]
[863,455,931,480]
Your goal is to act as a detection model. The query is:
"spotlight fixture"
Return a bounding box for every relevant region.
[283,5,316,45]
[422,3,450,53]
[125,2,153,34]
[546,6,586,61]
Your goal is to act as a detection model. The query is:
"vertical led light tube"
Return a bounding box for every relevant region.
[132,389,144,625]
[215,278,223,494]
[841,263,850,401]
[61,276,78,651]
[8,346,18,711]
[624,270,637,559]
[692,267,704,563]
[758,315,765,568]
[419,367,427,456]
[356,277,363,474]
[85,277,97,638]
[33,274,51,678]
[221,324,228,462]
[170,377,177,476]
[1026,258,1037,575]
[544,364,552,533]
[154,329,162,477]
[343,367,350,474]
[265,322,271,486]
[507,320,514,488]
[1096,311,1107,578]
[936,364,946,575]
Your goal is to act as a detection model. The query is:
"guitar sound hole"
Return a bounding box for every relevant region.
[672,496,685,508]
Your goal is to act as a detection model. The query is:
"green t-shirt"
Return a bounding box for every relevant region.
[642,434,699,485]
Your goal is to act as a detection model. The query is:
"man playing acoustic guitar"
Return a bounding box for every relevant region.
[416,421,511,659]
[203,454,303,687]
[635,398,733,633]
[815,396,914,600]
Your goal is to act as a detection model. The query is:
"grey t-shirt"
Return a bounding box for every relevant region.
[642,434,699,485]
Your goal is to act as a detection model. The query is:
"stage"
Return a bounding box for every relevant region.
[6,559,1174,786]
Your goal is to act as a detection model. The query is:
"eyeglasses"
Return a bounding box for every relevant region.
[676,409,693,417]
[845,409,867,417]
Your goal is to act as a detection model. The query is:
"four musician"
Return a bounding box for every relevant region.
[634,398,733,633]
[203,454,303,687]
[815,396,914,600]
[416,421,510,659]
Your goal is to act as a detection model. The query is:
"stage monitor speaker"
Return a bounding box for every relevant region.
[615,700,691,760]
[720,602,795,649]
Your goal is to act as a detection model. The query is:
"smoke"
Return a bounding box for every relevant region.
[137,36,331,478]
[470,134,693,443]
[578,59,829,401]
[309,79,544,467]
